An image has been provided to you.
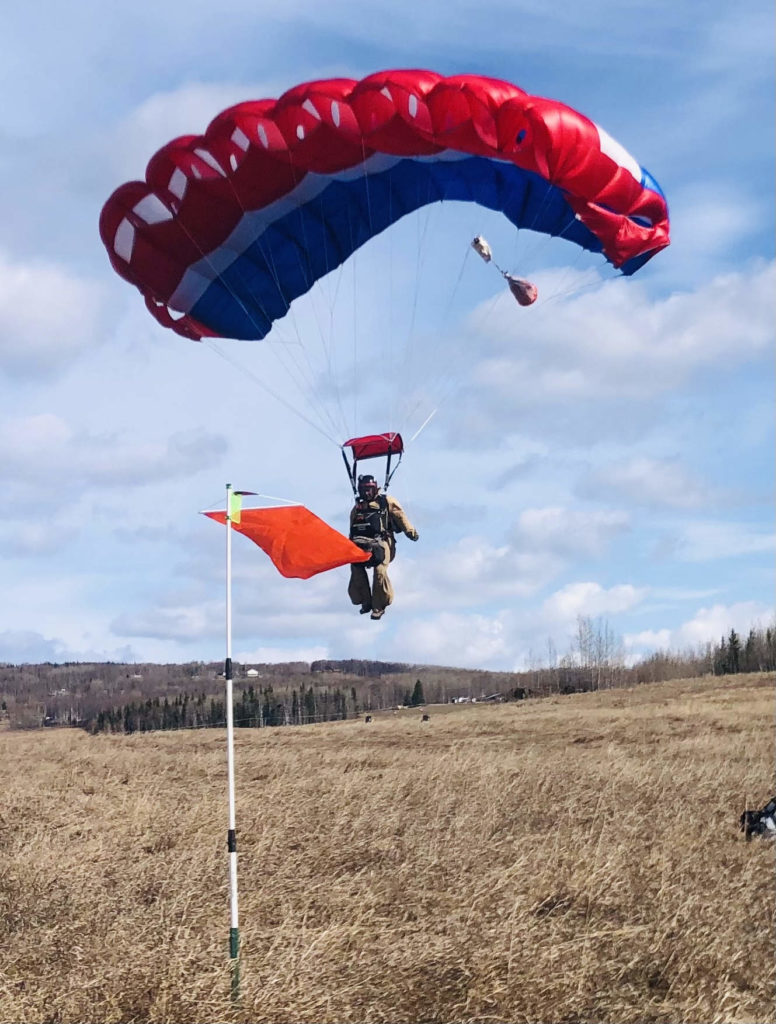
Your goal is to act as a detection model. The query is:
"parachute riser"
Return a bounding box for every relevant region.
[384,450,402,491]
[341,448,358,498]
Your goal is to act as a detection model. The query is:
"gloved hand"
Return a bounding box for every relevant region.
[407,529,419,541]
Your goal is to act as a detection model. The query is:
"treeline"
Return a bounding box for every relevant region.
[310,659,410,676]
[520,620,776,695]
[711,628,775,676]
[85,682,428,735]
[3,620,774,733]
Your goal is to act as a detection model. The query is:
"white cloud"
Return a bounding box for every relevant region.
[625,600,773,655]
[0,628,137,665]
[396,507,630,612]
[398,611,511,667]
[0,413,227,490]
[578,457,715,509]
[111,603,216,642]
[541,582,647,623]
[0,630,70,664]
[669,186,761,265]
[0,251,106,378]
[372,577,650,670]
[463,261,774,437]
[0,518,79,556]
[663,520,776,563]
[510,506,630,556]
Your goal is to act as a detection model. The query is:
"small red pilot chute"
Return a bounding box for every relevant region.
[204,505,369,579]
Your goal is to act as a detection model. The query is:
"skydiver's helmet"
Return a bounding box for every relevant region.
[357,474,380,502]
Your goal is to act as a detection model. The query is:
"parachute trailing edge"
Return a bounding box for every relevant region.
[99,69,670,342]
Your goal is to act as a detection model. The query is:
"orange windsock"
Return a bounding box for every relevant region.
[205,505,370,579]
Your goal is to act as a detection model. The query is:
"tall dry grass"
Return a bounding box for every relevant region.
[0,672,773,1023]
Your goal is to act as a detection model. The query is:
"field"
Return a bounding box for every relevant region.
[1,672,773,1023]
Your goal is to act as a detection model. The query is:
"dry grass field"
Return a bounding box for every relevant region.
[1,672,774,1024]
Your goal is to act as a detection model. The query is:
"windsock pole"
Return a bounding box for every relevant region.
[224,483,240,1001]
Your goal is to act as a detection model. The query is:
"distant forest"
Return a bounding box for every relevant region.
[0,618,773,733]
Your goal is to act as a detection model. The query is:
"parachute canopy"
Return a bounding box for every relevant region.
[204,505,369,579]
[99,69,670,342]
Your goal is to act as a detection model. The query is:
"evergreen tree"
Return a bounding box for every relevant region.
[727,629,741,674]
[744,629,758,672]
[713,636,728,675]
[303,686,316,723]
[411,680,425,706]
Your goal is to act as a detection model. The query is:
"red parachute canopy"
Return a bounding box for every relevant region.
[205,506,369,579]
[99,69,670,342]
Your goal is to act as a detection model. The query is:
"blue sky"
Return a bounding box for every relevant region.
[0,1,773,669]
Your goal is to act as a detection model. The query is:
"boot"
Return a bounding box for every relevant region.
[370,608,385,620]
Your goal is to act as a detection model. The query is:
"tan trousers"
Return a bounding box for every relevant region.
[348,539,394,611]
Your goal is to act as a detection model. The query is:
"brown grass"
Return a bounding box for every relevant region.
[1,672,774,1023]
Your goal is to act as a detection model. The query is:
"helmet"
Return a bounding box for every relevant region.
[357,474,379,501]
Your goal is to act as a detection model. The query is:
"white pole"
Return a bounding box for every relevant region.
[224,483,240,1000]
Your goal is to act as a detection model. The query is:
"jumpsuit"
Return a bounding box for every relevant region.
[348,495,417,614]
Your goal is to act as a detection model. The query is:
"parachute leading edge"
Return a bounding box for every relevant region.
[205,506,369,579]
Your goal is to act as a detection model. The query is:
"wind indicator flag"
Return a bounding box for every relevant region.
[228,491,242,524]
[205,504,370,579]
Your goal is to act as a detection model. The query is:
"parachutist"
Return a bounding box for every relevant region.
[348,474,418,620]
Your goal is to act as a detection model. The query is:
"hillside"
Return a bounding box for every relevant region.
[0,659,530,729]
[1,672,773,1023]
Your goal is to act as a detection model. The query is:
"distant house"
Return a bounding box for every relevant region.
[246,669,259,678]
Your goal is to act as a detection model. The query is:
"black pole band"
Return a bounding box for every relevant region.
[225,657,232,681]
[228,828,237,853]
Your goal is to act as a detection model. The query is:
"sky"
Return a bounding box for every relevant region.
[0,1,773,670]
